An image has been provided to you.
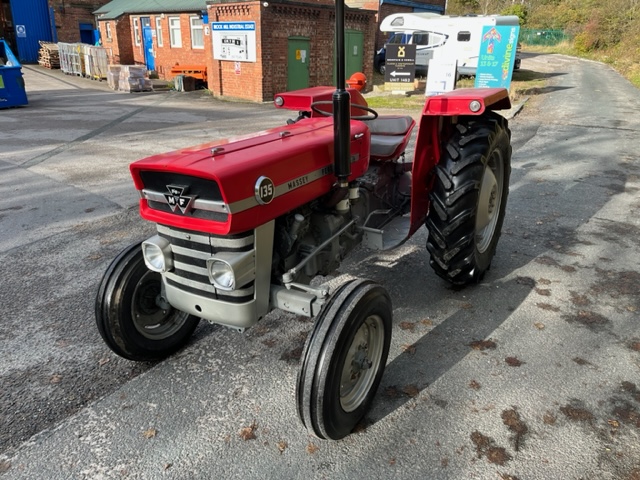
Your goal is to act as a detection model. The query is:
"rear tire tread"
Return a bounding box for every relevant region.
[425,113,512,285]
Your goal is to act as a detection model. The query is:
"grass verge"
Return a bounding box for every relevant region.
[365,65,549,110]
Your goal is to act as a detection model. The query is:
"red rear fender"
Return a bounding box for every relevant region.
[408,88,511,235]
[422,88,511,116]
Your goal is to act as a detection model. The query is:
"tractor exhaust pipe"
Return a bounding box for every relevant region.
[333,0,351,186]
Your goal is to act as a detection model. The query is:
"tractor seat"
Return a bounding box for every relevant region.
[366,115,415,159]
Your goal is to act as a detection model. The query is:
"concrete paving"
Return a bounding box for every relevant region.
[1,57,640,479]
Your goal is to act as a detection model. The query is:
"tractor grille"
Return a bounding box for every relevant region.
[157,224,255,304]
[139,171,229,222]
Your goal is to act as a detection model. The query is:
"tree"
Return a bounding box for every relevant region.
[501,4,528,25]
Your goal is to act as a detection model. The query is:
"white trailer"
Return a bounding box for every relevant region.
[379,13,520,76]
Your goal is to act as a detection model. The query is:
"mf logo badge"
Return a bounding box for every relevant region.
[165,185,196,214]
[255,176,274,205]
[398,46,405,58]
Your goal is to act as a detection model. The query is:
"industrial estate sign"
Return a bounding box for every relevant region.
[474,25,520,89]
[211,22,257,63]
[384,44,416,84]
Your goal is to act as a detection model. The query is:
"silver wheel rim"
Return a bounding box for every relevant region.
[131,271,186,340]
[476,149,504,254]
[340,314,385,412]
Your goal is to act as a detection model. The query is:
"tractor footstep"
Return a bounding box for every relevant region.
[362,215,410,250]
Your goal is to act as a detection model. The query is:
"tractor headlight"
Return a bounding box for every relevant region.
[206,250,255,291]
[142,235,173,273]
[207,260,235,290]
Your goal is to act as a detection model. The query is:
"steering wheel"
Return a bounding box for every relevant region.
[310,101,378,121]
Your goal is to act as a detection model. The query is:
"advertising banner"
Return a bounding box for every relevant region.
[474,25,520,89]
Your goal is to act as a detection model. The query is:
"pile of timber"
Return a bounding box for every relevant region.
[38,42,60,69]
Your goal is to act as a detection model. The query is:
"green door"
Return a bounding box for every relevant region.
[345,30,364,78]
[287,37,310,91]
[334,30,364,83]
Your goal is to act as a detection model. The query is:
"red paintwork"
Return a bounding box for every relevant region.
[131,85,510,241]
[131,117,370,235]
[275,86,371,118]
[409,116,441,235]
[423,87,511,116]
[408,87,511,234]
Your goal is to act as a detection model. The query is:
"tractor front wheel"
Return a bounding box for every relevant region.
[296,279,392,440]
[426,112,512,285]
[95,242,200,361]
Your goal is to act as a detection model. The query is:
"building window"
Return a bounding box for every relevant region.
[133,17,141,45]
[106,22,112,40]
[190,16,204,49]
[169,17,182,48]
[156,17,163,47]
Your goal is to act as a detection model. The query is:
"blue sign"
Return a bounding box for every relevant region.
[211,22,256,31]
[474,25,520,89]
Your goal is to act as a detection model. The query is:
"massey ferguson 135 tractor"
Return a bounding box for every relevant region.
[95,0,512,441]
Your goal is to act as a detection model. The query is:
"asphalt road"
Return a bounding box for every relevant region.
[1,56,639,479]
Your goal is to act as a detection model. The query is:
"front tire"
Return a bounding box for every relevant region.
[95,242,199,361]
[297,279,392,440]
[426,112,511,285]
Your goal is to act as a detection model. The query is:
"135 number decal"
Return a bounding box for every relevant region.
[255,176,275,205]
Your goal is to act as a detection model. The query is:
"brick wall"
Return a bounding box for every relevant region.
[99,13,210,75]
[207,1,376,102]
[207,3,264,102]
[151,13,210,78]
[97,1,376,102]
[98,17,134,65]
[49,0,110,43]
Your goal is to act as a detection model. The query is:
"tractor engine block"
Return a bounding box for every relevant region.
[272,160,412,285]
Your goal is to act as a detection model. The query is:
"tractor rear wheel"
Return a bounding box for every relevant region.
[426,112,511,285]
[95,242,200,361]
[296,279,392,440]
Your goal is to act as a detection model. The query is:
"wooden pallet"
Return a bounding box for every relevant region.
[38,42,60,69]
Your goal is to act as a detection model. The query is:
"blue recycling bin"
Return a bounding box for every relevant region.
[0,39,28,108]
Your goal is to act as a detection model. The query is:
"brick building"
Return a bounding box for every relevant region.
[95,0,377,102]
[95,0,209,74]
[207,0,376,101]
[49,0,108,43]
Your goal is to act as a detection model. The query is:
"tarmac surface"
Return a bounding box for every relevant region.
[1,55,640,479]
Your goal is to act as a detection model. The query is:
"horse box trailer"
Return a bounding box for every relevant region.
[379,13,520,76]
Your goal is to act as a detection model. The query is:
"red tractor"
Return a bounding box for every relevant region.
[95,2,512,441]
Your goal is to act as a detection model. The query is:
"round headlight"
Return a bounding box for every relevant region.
[274,96,284,107]
[143,243,166,272]
[208,260,235,291]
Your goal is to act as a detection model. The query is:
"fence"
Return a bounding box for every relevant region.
[520,29,571,46]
